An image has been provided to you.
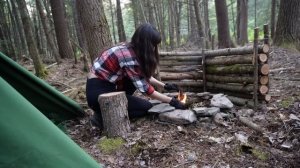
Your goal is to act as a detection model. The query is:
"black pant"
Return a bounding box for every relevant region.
[86,78,153,124]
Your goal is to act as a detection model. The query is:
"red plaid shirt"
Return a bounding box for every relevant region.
[91,44,155,95]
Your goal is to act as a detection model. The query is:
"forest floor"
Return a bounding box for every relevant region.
[34,46,300,168]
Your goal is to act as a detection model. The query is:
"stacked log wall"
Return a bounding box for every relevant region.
[159,25,271,107]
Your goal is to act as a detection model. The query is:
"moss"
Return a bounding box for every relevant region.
[251,148,269,161]
[97,137,125,154]
[129,142,145,156]
[279,97,294,108]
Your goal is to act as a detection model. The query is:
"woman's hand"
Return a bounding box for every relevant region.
[169,97,187,109]
[164,83,179,91]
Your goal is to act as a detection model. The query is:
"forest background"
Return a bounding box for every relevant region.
[1,0,299,78]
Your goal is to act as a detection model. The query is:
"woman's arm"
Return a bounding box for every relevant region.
[148,90,172,103]
[149,76,165,89]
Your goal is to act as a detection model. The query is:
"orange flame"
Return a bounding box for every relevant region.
[177,90,187,104]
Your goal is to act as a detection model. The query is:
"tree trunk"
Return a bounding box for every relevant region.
[50,0,74,59]
[98,92,131,138]
[16,0,46,77]
[73,0,89,71]
[270,0,276,38]
[203,0,210,42]
[116,0,126,42]
[215,0,232,48]
[193,0,205,42]
[77,0,113,62]
[175,1,182,47]
[168,0,175,50]
[36,0,61,64]
[131,0,140,29]
[10,0,28,57]
[237,0,248,45]
[109,0,117,44]
[274,0,300,50]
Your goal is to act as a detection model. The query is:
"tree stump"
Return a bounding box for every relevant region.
[98,91,130,138]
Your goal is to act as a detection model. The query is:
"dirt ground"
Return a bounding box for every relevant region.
[40,46,300,168]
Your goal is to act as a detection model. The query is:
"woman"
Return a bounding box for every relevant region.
[86,23,185,128]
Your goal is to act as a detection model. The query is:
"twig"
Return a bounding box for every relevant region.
[46,62,57,69]
[270,67,295,73]
[173,161,194,168]
[237,116,265,134]
[272,77,300,81]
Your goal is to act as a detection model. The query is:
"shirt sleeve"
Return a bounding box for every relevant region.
[118,50,155,95]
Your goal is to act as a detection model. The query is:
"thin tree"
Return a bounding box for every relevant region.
[215,0,232,48]
[76,0,112,62]
[193,0,205,45]
[49,0,74,59]
[16,0,46,77]
[274,0,300,50]
[73,0,89,71]
[270,0,276,38]
[116,0,126,42]
[10,0,28,56]
[36,0,61,64]
[236,0,248,45]
[109,0,117,44]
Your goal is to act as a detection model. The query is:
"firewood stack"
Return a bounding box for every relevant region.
[159,25,271,108]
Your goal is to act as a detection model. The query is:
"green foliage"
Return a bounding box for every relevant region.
[97,137,125,154]
[251,148,269,161]
[279,97,295,109]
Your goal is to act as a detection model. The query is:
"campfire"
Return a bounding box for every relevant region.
[177,90,187,104]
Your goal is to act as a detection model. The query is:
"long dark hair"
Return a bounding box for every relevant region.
[130,23,161,78]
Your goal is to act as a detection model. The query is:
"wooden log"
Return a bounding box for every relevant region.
[206,64,269,75]
[206,74,254,84]
[238,116,265,133]
[160,55,202,61]
[159,44,270,57]
[259,54,268,63]
[160,60,201,66]
[206,54,253,65]
[206,64,254,74]
[204,44,270,57]
[98,92,130,138]
[161,80,203,88]
[259,76,269,85]
[206,82,253,93]
[259,85,269,95]
[227,96,254,107]
[160,65,202,72]
[260,64,270,75]
[160,72,203,80]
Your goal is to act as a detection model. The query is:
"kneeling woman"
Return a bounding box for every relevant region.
[86,23,185,128]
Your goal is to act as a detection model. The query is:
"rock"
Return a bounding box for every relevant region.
[149,99,162,106]
[187,151,197,161]
[237,109,255,117]
[159,109,197,125]
[210,94,233,108]
[148,103,175,113]
[192,107,220,117]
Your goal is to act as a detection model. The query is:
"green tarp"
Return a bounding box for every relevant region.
[0,52,85,122]
[0,77,100,168]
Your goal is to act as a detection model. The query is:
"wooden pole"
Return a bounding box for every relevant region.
[159,44,269,57]
[98,92,131,138]
[253,27,259,109]
[201,37,207,92]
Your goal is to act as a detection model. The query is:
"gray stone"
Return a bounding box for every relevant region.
[210,94,233,108]
[192,107,220,117]
[149,99,162,106]
[148,103,175,113]
[159,109,197,125]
